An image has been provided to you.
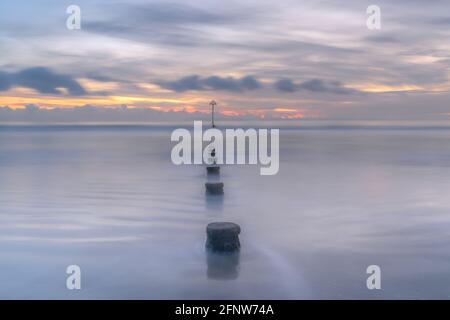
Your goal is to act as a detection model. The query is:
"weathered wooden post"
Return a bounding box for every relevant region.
[206,222,241,252]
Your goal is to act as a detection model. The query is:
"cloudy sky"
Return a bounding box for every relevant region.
[0,0,449,122]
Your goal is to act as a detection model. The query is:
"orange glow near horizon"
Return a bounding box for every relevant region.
[0,94,206,109]
[0,87,315,120]
[273,108,298,113]
[0,98,311,120]
[348,83,423,93]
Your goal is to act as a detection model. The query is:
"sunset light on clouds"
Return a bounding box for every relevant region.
[1,0,450,122]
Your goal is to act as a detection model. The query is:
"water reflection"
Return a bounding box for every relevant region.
[205,193,224,212]
[206,250,240,280]
[3,126,450,298]
[206,166,221,182]
[205,162,224,210]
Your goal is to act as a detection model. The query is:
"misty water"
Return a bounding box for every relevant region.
[1,124,450,299]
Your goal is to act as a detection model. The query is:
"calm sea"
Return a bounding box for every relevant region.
[1,124,450,299]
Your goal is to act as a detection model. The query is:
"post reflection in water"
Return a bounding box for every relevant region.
[205,192,224,212]
[206,250,240,280]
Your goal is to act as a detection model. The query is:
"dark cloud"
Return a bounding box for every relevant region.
[240,75,261,90]
[158,75,261,92]
[275,79,297,92]
[159,75,202,91]
[161,75,356,94]
[299,79,354,94]
[0,67,87,95]
[203,76,242,91]
[275,78,357,94]
[0,71,11,91]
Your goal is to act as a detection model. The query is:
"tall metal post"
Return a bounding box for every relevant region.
[210,100,217,128]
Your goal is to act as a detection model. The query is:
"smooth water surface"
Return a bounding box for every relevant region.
[1,125,450,299]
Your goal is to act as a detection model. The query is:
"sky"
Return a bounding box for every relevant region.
[0,0,449,123]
